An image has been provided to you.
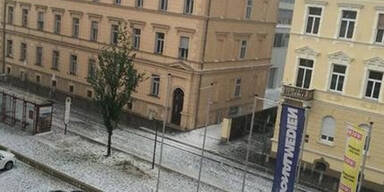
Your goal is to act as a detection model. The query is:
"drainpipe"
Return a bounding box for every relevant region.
[194,0,212,129]
[2,0,7,75]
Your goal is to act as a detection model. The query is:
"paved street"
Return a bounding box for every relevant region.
[0,161,77,192]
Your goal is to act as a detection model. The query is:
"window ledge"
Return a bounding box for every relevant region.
[148,94,160,99]
[317,139,335,147]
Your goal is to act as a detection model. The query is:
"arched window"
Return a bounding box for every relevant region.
[320,116,336,143]
[359,124,370,155]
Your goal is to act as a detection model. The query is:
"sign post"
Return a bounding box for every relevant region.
[64,97,71,135]
[357,122,373,192]
[272,104,306,192]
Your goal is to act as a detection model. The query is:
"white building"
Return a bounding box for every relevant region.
[264,0,294,109]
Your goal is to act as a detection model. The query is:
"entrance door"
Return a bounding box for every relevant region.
[171,88,184,125]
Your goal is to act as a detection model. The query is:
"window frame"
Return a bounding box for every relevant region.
[135,0,143,8]
[239,40,247,59]
[21,9,29,27]
[154,32,165,54]
[69,54,78,75]
[336,8,359,40]
[159,0,168,11]
[319,116,336,145]
[234,78,242,97]
[295,58,314,89]
[245,0,253,19]
[90,20,99,41]
[52,50,60,70]
[72,17,80,38]
[7,6,14,24]
[20,42,27,62]
[37,11,45,31]
[304,5,323,35]
[54,14,62,34]
[110,24,119,45]
[133,28,141,50]
[364,70,383,101]
[184,0,194,15]
[328,64,347,93]
[178,36,190,60]
[150,74,160,97]
[6,40,13,57]
[88,58,96,79]
[373,11,384,44]
[35,46,43,66]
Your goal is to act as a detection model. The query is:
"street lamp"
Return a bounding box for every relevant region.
[150,111,158,169]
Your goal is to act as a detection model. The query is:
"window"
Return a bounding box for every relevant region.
[37,12,44,31]
[155,32,165,54]
[136,0,143,8]
[90,21,99,41]
[365,71,383,100]
[178,36,189,60]
[159,0,168,11]
[72,18,80,38]
[52,50,60,70]
[7,6,13,24]
[6,40,13,57]
[338,10,357,39]
[278,9,293,25]
[329,64,346,92]
[320,116,335,143]
[268,68,277,88]
[22,9,28,27]
[111,24,119,44]
[36,75,41,83]
[359,124,370,155]
[114,0,121,5]
[133,28,141,49]
[375,14,384,43]
[87,90,93,98]
[20,43,27,61]
[228,106,240,116]
[305,7,322,34]
[88,59,96,78]
[6,67,11,75]
[273,33,289,47]
[52,80,57,87]
[184,0,194,14]
[239,40,247,59]
[234,78,241,97]
[296,58,314,89]
[54,15,61,34]
[69,85,74,93]
[36,47,43,66]
[245,0,253,19]
[70,55,77,75]
[150,74,160,96]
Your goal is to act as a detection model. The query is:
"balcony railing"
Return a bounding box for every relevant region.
[282,85,314,101]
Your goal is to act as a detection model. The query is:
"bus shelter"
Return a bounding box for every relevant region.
[0,87,53,134]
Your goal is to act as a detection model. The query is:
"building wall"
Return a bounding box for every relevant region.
[272,0,384,190]
[1,0,277,130]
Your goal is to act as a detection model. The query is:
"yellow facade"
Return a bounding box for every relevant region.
[272,0,384,190]
[0,0,277,130]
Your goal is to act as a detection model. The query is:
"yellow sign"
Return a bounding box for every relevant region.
[338,125,366,192]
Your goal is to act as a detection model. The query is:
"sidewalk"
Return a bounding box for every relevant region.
[0,123,222,192]
[52,102,319,192]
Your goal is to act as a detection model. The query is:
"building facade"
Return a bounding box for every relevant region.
[0,0,277,130]
[264,0,294,109]
[272,0,384,190]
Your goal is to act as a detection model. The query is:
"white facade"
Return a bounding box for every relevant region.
[264,0,294,109]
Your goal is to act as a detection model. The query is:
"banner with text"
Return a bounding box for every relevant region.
[338,124,366,192]
[272,104,305,192]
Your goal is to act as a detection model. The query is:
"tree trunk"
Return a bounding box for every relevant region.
[106,130,112,157]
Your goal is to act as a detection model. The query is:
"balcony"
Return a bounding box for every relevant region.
[282,85,314,101]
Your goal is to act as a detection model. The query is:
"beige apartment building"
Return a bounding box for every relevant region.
[272,0,384,190]
[0,0,277,130]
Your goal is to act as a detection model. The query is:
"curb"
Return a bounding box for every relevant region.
[0,144,103,192]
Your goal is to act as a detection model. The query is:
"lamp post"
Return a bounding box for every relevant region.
[150,112,159,169]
